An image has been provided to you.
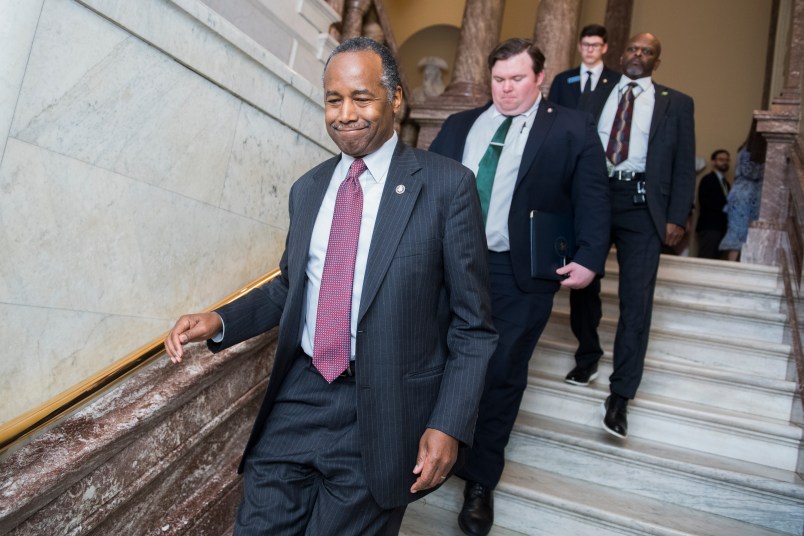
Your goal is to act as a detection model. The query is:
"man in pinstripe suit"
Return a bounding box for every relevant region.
[165,37,497,535]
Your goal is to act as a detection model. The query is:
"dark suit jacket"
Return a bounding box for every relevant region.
[209,142,497,509]
[696,171,729,233]
[548,66,620,112]
[588,81,696,240]
[429,100,611,293]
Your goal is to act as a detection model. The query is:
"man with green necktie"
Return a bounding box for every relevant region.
[430,38,610,536]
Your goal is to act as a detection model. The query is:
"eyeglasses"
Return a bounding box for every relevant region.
[580,42,604,49]
[625,46,656,57]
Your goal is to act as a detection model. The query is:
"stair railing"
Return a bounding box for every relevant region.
[0,269,281,453]
[779,136,804,416]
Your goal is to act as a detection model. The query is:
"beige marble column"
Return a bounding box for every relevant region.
[602,0,634,71]
[442,0,505,103]
[532,0,581,95]
[341,0,371,40]
[409,0,505,149]
[326,0,346,16]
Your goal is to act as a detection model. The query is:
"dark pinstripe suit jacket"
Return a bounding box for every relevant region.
[209,141,497,508]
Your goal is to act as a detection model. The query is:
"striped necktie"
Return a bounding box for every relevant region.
[475,116,513,224]
[606,82,638,165]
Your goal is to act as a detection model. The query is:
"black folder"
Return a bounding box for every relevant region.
[529,210,576,280]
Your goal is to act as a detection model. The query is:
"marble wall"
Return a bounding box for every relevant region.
[0,0,338,424]
[198,0,340,86]
[0,329,276,534]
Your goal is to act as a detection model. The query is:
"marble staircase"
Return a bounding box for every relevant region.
[401,254,804,535]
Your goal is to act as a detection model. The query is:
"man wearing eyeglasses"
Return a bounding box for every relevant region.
[549,24,620,400]
[548,24,620,112]
[563,32,695,439]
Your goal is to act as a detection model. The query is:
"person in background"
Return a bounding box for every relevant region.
[696,149,731,259]
[719,122,766,261]
[550,23,621,392]
[548,24,620,112]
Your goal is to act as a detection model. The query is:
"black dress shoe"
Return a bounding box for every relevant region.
[564,363,599,386]
[602,394,629,438]
[458,481,494,536]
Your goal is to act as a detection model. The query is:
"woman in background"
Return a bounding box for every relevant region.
[719,121,767,261]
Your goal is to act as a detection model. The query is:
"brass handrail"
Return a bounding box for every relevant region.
[0,268,281,452]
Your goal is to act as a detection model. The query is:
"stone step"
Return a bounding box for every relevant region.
[533,339,798,420]
[652,254,783,293]
[552,291,788,345]
[520,372,803,471]
[603,250,783,294]
[541,311,792,380]
[401,498,525,536]
[593,268,785,313]
[602,253,785,313]
[419,463,791,536]
[507,412,804,535]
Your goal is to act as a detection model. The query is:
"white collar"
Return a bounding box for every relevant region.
[492,93,541,120]
[620,75,653,94]
[580,62,604,77]
[338,132,398,184]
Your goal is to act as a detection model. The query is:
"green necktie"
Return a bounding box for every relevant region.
[476,116,513,225]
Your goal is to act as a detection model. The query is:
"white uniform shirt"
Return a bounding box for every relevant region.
[598,76,654,173]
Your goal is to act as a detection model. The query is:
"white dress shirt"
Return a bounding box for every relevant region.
[714,170,728,195]
[214,134,398,354]
[461,96,541,251]
[598,76,655,174]
[300,133,398,360]
[579,62,605,92]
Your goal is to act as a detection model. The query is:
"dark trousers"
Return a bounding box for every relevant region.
[697,229,725,259]
[570,277,604,366]
[570,180,662,399]
[456,251,556,489]
[235,357,406,536]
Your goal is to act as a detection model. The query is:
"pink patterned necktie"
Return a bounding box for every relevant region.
[606,82,638,165]
[313,158,366,383]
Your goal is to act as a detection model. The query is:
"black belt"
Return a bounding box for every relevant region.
[609,170,645,181]
[303,352,356,378]
[340,360,356,377]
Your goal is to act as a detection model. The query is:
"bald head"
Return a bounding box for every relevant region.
[621,32,662,79]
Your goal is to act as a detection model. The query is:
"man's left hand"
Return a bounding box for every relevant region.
[665,223,685,247]
[557,262,596,289]
[410,428,458,493]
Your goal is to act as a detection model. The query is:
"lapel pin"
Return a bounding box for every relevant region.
[547,107,553,113]
[395,185,405,194]
[661,90,669,96]
[603,78,608,84]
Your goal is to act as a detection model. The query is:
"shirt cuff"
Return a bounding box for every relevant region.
[210,312,225,343]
